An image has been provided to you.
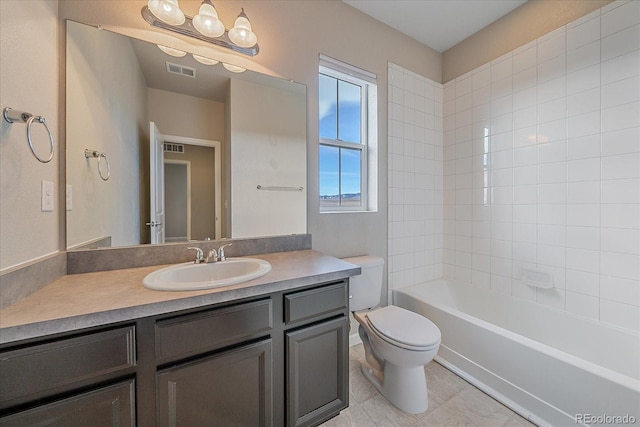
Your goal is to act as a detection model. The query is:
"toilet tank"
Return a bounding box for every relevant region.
[342,256,384,311]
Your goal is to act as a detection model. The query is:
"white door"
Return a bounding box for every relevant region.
[149,122,165,244]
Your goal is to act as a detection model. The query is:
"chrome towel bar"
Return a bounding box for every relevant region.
[84,149,111,181]
[256,185,304,191]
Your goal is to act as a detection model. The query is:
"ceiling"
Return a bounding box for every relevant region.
[343,0,527,52]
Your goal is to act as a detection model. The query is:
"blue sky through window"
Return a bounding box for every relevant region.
[319,73,362,199]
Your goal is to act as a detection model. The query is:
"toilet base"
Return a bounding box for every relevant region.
[360,361,429,414]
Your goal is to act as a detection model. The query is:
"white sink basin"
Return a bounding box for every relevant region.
[143,258,272,291]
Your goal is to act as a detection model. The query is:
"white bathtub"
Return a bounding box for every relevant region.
[394,279,640,427]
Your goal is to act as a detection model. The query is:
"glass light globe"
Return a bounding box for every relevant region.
[157,45,187,57]
[193,0,225,38]
[228,9,257,48]
[222,62,246,73]
[193,54,219,65]
[148,0,185,26]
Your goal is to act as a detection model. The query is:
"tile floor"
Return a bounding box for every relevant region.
[321,344,537,427]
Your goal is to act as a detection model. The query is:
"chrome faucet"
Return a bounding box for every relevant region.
[206,243,233,263]
[187,247,205,264]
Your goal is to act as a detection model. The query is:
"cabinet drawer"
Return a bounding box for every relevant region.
[284,282,348,326]
[0,380,135,427]
[155,299,272,361]
[0,326,135,405]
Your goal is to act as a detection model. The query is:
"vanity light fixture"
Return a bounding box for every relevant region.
[157,44,187,57]
[143,0,259,56]
[228,8,258,48]
[222,62,246,73]
[192,54,219,65]
[148,0,185,26]
[192,0,225,38]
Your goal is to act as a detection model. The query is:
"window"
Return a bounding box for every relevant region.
[319,55,377,212]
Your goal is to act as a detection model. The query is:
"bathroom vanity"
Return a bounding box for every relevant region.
[0,250,358,427]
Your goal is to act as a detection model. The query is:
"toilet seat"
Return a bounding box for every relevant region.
[366,306,441,350]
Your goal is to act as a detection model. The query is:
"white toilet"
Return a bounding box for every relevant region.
[344,256,441,414]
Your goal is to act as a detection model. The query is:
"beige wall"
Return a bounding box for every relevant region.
[0,0,60,270]
[442,0,613,82]
[147,88,224,142]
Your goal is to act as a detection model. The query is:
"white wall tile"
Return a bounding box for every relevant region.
[602,204,639,229]
[601,153,640,179]
[567,64,600,95]
[601,227,640,255]
[600,299,639,331]
[600,274,640,306]
[601,178,639,204]
[567,269,600,296]
[567,225,600,250]
[567,248,600,274]
[438,8,639,321]
[567,204,600,227]
[601,251,640,280]
[567,14,600,50]
[567,134,601,160]
[601,24,640,62]
[601,0,640,37]
[568,181,600,204]
[601,76,640,109]
[567,40,600,73]
[566,291,599,319]
[601,50,640,86]
[601,127,640,156]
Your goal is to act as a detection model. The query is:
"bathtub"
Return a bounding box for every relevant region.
[394,279,640,427]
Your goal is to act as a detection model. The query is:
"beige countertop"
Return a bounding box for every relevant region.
[0,250,360,345]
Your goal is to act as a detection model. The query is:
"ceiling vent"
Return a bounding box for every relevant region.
[164,143,185,153]
[166,62,196,78]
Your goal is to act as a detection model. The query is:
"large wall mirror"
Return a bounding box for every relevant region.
[66,21,307,250]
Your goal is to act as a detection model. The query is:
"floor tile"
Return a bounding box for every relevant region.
[321,345,537,427]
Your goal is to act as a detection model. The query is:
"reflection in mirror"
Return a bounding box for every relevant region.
[65,21,307,250]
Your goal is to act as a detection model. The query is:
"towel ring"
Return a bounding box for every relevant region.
[84,149,111,181]
[3,107,55,163]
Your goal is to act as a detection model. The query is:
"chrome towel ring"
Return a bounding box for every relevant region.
[84,149,111,181]
[3,107,55,163]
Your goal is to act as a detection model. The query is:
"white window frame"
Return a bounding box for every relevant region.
[319,55,377,213]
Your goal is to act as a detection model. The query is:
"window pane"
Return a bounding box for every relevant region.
[319,144,340,207]
[338,80,361,144]
[319,74,337,140]
[340,148,361,207]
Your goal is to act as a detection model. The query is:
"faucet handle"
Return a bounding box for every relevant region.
[207,248,219,263]
[187,247,204,264]
[218,243,233,261]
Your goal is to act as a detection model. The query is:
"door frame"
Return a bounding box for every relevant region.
[162,135,222,240]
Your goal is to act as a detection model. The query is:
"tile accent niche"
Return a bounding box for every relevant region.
[387,63,444,299]
[442,0,639,331]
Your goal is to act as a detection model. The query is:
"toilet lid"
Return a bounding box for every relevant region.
[366,306,441,348]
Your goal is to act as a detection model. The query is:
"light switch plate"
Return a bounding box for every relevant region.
[42,180,54,212]
[66,184,73,211]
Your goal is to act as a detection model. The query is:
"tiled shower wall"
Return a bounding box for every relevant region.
[442,1,639,331]
[387,64,444,298]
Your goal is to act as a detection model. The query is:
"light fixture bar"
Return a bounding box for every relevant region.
[141,6,259,57]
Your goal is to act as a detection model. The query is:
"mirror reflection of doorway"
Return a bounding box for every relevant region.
[164,143,218,242]
[164,161,191,242]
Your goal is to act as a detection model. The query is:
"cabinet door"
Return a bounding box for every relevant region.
[0,380,135,427]
[286,317,349,427]
[157,339,272,427]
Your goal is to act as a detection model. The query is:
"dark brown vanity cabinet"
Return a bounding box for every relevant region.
[0,279,349,427]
